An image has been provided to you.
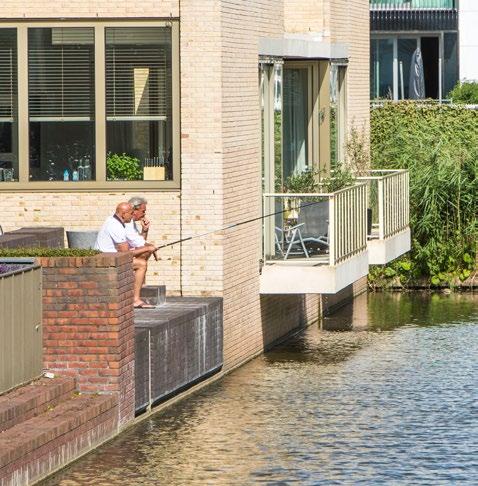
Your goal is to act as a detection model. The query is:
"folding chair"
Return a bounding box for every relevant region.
[275,224,310,260]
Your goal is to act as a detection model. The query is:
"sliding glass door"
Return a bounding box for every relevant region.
[371,34,453,100]
[283,66,310,179]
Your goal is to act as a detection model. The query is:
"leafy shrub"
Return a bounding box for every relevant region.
[344,126,369,176]
[106,153,143,181]
[448,81,478,105]
[370,102,478,287]
[0,248,100,257]
[284,170,319,193]
[322,166,355,193]
[284,166,356,194]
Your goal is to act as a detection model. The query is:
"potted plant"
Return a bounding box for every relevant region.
[106,153,143,181]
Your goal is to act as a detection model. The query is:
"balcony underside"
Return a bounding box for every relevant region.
[260,251,369,295]
[368,227,411,265]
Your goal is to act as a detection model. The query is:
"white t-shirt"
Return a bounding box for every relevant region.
[125,220,146,248]
[94,215,127,252]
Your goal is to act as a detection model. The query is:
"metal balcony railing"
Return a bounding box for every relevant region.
[370,0,456,10]
[357,170,410,241]
[263,183,368,267]
[370,0,458,30]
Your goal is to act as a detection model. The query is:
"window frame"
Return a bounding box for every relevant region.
[0,20,180,192]
[330,62,348,167]
[283,60,331,177]
[371,32,447,101]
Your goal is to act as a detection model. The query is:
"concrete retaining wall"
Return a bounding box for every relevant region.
[134,297,223,412]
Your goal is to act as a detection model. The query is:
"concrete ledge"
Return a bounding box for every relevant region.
[134,297,223,412]
[259,34,349,60]
[260,252,369,294]
[368,228,411,265]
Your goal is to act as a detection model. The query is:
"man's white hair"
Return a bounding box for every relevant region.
[128,196,148,209]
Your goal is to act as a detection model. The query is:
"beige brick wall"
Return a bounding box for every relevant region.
[283,0,370,134]
[0,1,178,18]
[179,0,224,296]
[330,0,370,132]
[284,0,330,35]
[0,191,182,291]
[220,0,322,370]
[0,0,370,373]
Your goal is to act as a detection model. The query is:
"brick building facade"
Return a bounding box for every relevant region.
[0,1,370,371]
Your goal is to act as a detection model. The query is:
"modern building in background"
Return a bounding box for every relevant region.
[370,0,463,100]
[459,0,478,82]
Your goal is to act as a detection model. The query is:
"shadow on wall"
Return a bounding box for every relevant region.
[259,294,311,350]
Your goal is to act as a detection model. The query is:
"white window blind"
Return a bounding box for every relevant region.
[28,28,95,121]
[0,29,17,122]
[106,27,172,121]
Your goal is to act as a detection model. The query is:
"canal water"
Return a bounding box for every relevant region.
[44,293,477,485]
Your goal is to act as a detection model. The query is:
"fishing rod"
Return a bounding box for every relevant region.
[152,198,325,253]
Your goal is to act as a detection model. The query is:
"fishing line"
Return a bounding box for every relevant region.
[154,199,325,251]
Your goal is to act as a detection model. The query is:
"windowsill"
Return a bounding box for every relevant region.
[0,180,180,192]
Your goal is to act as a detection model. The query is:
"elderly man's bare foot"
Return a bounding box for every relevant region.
[133,300,155,309]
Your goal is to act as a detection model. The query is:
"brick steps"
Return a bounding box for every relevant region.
[0,377,76,433]
[0,393,118,486]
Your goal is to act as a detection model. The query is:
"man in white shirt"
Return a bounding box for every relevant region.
[95,202,156,308]
[125,196,150,249]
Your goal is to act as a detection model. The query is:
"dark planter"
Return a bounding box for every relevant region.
[66,230,98,249]
[367,208,373,236]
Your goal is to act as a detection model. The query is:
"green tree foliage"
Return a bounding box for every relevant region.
[370,102,478,288]
[448,81,478,105]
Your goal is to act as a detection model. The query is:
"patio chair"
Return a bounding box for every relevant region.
[297,201,329,254]
[275,224,310,260]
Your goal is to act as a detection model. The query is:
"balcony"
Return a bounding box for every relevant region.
[370,1,456,9]
[370,0,458,31]
[260,183,369,295]
[358,170,411,265]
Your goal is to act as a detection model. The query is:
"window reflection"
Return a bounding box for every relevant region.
[28,28,95,182]
[0,29,18,182]
[106,27,173,181]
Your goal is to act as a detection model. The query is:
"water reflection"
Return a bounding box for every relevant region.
[43,293,478,486]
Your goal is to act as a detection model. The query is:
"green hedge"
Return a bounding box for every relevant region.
[0,248,100,258]
[448,81,478,105]
[370,102,478,288]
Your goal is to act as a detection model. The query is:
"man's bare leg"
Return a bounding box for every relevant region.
[132,257,147,306]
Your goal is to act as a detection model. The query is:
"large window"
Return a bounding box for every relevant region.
[0,22,178,190]
[283,67,310,178]
[282,62,330,181]
[371,34,458,100]
[0,29,17,182]
[28,28,95,181]
[106,27,173,181]
[371,38,394,99]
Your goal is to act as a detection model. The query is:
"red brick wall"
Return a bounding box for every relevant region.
[40,253,135,428]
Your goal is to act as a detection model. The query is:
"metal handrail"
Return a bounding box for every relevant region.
[358,170,410,240]
[263,183,368,266]
[370,0,456,10]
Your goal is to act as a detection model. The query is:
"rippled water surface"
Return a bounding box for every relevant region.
[44,293,478,485]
